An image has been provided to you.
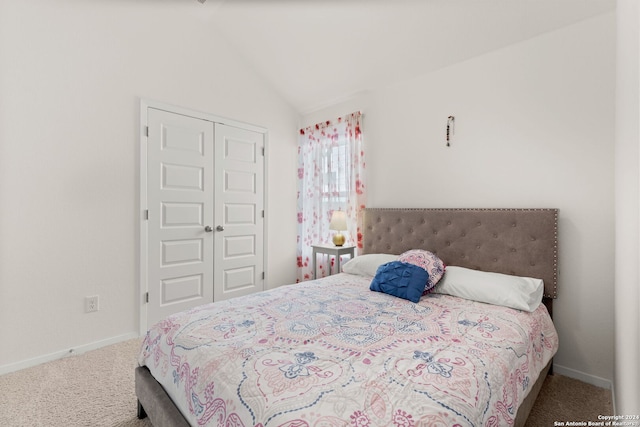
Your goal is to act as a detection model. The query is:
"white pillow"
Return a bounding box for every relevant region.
[342,254,399,277]
[432,266,544,312]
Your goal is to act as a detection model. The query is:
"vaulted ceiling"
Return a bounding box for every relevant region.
[196,0,615,114]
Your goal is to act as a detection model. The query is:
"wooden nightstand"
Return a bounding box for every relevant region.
[311,244,356,279]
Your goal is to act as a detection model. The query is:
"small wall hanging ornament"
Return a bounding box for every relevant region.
[446,115,455,147]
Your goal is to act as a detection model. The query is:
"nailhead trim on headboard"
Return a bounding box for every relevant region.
[362,208,559,300]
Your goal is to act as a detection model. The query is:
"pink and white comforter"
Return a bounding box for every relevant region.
[138,273,558,427]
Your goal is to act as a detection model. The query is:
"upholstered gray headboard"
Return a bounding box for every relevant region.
[362,208,558,301]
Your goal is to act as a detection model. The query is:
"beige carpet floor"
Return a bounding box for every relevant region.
[0,339,150,427]
[0,338,612,426]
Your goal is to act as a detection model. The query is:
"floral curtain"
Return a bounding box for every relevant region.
[296,111,366,281]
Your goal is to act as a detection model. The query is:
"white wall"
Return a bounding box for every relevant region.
[0,1,299,369]
[614,0,640,414]
[304,13,616,386]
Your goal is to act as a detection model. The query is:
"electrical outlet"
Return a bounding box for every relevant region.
[85,295,99,313]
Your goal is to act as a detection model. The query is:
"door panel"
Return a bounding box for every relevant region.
[162,164,204,191]
[224,235,255,258]
[147,108,214,326]
[161,274,203,304]
[225,203,255,225]
[161,239,203,266]
[224,266,255,290]
[161,202,203,227]
[214,123,264,301]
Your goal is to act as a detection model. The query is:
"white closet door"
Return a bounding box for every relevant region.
[142,105,267,329]
[213,123,265,302]
[146,108,214,327]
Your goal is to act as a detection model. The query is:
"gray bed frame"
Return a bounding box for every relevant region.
[136,208,559,427]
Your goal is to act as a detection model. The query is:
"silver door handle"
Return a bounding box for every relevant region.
[204,226,213,232]
[216,225,224,232]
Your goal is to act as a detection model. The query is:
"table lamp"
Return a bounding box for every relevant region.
[329,210,347,246]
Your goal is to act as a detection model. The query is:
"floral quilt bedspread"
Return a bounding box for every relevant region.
[138,273,558,427]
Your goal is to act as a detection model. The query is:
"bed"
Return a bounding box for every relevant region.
[136,208,559,427]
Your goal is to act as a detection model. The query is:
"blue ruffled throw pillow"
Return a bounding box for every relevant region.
[370,261,430,303]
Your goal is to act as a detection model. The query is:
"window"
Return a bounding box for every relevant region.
[296,112,365,281]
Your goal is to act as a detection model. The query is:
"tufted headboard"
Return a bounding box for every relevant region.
[362,208,558,311]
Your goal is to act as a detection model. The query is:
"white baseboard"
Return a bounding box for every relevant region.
[554,363,613,390]
[0,332,140,376]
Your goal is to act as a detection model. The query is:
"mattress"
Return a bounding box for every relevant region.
[138,273,558,426]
